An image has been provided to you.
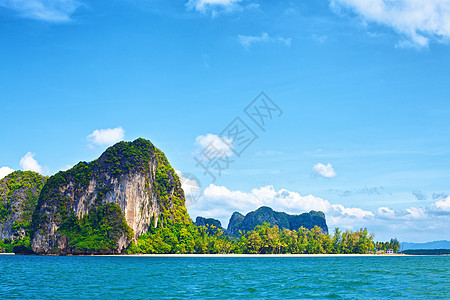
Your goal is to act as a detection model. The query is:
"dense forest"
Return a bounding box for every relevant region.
[2,203,400,254]
[127,220,400,255]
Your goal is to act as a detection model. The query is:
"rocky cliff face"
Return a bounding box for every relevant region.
[226,206,328,235]
[0,171,47,244]
[31,138,188,254]
[227,212,245,235]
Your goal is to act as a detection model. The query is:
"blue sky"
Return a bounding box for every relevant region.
[1,0,450,242]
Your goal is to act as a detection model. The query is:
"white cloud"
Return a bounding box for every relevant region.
[187,183,450,242]
[312,163,337,178]
[0,0,81,22]
[195,133,233,157]
[327,204,374,231]
[331,0,450,48]
[0,166,14,180]
[87,126,125,147]
[377,206,396,219]
[331,204,374,219]
[186,0,242,15]
[188,184,333,227]
[430,196,450,214]
[404,206,427,219]
[238,33,292,49]
[189,184,374,229]
[19,152,43,173]
[187,0,240,10]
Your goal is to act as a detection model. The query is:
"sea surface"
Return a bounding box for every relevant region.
[1,255,449,299]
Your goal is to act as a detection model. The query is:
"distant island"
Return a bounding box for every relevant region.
[1,138,402,255]
[195,206,328,236]
[401,240,450,251]
[402,249,450,255]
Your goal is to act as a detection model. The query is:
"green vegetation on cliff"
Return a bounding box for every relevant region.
[58,203,133,252]
[34,138,159,211]
[0,171,47,223]
[129,219,199,254]
[0,171,47,253]
[153,146,191,226]
[227,206,328,236]
[31,138,191,254]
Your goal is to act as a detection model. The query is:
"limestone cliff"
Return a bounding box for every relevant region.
[0,171,47,252]
[227,212,245,235]
[226,206,328,235]
[31,138,189,254]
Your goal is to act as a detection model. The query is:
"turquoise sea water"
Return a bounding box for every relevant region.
[1,255,449,299]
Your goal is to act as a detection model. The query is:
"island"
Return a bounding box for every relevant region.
[1,138,400,255]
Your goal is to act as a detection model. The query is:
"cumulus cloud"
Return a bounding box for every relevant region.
[331,0,450,48]
[87,126,125,147]
[0,166,14,180]
[19,152,43,173]
[331,204,374,219]
[195,133,234,157]
[188,184,376,229]
[188,184,332,227]
[376,206,396,219]
[0,0,81,22]
[187,183,450,241]
[430,196,450,214]
[238,33,292,49]
[312,163,337,178]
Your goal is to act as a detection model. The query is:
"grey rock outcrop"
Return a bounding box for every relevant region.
[31,138,187,254]
[226,206,328,235]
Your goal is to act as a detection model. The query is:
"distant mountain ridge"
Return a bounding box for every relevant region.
[226,206,328,235]
[401,240,450,250]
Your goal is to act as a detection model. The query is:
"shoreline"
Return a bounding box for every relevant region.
[100,253,409,257]
[6,252,447,257]
[1,253,415,257]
